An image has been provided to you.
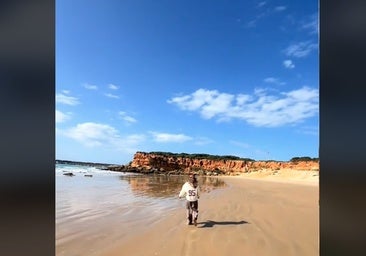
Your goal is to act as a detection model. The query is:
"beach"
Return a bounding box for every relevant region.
[56,167,318,256]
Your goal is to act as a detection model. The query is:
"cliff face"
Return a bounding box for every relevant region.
[129,152,319,175]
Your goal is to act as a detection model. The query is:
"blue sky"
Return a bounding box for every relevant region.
[56,0,319,164]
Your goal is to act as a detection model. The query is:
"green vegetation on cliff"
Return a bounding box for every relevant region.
[139,151,255,162]
[137,151,319,163]
[290,156,319,162]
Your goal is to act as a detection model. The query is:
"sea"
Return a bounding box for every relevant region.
[55,163,227,255]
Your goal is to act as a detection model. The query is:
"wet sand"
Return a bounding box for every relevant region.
[101,173,319,256]
[56,173,226,256]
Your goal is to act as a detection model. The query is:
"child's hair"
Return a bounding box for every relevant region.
[190,174,198,188]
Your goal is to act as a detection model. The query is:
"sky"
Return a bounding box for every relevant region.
[56,0,319,165]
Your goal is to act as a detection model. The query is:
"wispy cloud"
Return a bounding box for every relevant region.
[246,3,287,28]
[283,59,295,69]
[298,126,319,136]
[83,83,98,90]
[105,93,120,99]
[246,19,258,28]
[257,1,266,8]
[274,6,287,12]
[60,122,145,152]
[301,13,319,35]
[56,110,71,123]
[246,4,269,28]
[150,132,193,143]
[264,77,286,85]
[56,93,80,105]
[168,87,318,127]
[245,13,268,28]
[118,111,137,125]
[284,41,318,58]
[108,84,119,90]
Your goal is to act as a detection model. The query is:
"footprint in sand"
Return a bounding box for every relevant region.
[181,228,199,256]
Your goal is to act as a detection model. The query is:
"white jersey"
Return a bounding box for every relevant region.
[179,182,199,202]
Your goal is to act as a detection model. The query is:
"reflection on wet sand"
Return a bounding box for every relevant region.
[119,175,227,198]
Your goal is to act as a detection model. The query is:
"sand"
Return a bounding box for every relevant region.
[99,172,319,256]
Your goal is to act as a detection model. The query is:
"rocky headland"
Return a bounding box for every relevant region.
[106,151,319,176]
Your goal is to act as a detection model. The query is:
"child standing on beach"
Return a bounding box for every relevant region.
[179,173,200,226]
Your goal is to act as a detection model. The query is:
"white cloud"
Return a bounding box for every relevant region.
[150,132,192,143]
[283,59,295,69]
[105,93,120,99]
[168,89,236,120]
[236,94,252,106]
[301,14,319,35]
[274,6,287,12]
[62,90,70,94]
[168,87,318,127]
[83,83,98,90]
[168,89,216,111]
[56,93,80,105]
[264,77,286,85]
[201,92,234,119]
[108,84,119,90]
[118,111,137,124]
[60,122,145,152]
[62,122,120,147]
[284,41,318,58]
[56,110,71,123]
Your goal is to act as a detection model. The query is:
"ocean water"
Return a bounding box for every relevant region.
[56,163,227,255]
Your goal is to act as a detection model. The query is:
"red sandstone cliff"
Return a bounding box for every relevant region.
[129,152,319,175]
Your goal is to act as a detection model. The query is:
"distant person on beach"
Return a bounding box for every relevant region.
[179,173,200,226]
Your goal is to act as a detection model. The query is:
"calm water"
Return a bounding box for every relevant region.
[56,164,227,255]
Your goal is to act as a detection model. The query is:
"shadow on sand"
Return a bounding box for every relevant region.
[198,220,249,228]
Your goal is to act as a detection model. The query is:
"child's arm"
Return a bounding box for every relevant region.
[178,184,186,198]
